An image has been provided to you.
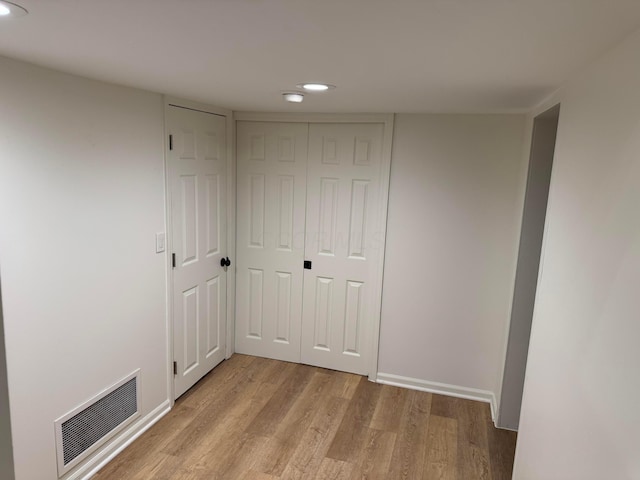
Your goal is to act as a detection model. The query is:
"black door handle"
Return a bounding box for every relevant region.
[220,257,231,268]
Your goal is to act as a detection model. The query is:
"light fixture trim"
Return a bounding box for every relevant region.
[0,1,28,17]
[297,83,336,92]
[283,92,305,103]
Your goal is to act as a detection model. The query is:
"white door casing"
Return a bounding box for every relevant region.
[167,105,227,398]
[301,123,385,375]
[235,122,308,362]
[235,116,391,378]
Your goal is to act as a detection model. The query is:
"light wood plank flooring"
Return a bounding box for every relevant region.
[93,355,516,479]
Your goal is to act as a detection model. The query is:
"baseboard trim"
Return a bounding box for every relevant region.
[64,399,171,480]
[376,372,498,423]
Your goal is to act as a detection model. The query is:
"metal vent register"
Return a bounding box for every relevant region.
[54,370,140,477]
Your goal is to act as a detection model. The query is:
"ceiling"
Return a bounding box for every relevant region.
[1,0,640,113]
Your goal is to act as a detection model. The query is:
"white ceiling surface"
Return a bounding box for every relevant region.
[1,1,640,113]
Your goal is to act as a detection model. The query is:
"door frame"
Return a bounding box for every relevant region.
[164,96,236,405]
[234,112,394,382]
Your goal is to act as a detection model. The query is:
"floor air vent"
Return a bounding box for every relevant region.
[54,370,140,477]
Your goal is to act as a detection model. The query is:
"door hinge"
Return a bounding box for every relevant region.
[169,134,173,151]
[304,260,312,269]
[173,361,177,375]
[172,253,176,268]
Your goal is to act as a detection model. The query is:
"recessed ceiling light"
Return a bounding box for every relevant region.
[297,83,336,92]
[0,1,28,17]
[283,92,304,103]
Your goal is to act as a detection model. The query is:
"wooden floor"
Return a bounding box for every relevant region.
[93,355,517,479]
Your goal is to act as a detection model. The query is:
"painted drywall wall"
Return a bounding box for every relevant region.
[513,27,640,479]
[0,56,169,480]
[499,106,559,430]
[378,114,527,406]
[0,280,15,480]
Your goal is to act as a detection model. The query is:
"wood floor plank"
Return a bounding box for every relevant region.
[253,371,334,476]
[370,384,409,432]
[161,356,280,458]
[325,378,382,462]
[430,393,457,419]
[216,433,273,480]
[245,363,315,437]
[239,470,279,480]
[330,371,362,400]
[387,390,432,479]
[179,354,255,410]
[92,356,518,480]
[314,458,356,480]
[456,398,493,480]
[358,428,397,479]
[423,415,458,480]
[279,395,350,480]
[130,454,183,480]
[177,380,282,479]
[486,418,518,480]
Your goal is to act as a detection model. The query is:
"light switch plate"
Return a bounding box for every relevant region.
[156,232,166,253]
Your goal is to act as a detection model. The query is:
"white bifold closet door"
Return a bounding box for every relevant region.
[235,122,308,363]
[301,124,384,374]
[236,121,384,376]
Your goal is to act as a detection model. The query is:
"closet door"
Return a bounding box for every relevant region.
[235,122,308,362]
[301,123,385,375]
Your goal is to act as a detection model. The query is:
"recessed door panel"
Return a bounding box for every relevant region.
[343,281,364,355]
[318,178,339,256]
[181,175,198,265]
[249,174,265,248]
[348,180,369,259]
[180,130,196,159]
[169,106,227,399]
[205,132,220,161]
[248,268,264,339]
[206,276,220,357]
[278,136,295,162]
[182,286,199,373]
[205,174,220,256]
[275,271,292,343]
[313,277,333,351]
[277,175,295,251]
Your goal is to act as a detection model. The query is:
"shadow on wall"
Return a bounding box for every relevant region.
[0,276,15,480]
[499,104,560,430]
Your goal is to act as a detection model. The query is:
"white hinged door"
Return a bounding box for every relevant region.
[168,106,227,398]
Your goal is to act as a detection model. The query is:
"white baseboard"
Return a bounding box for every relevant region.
[64,399,171,480]
[376,372,498,424]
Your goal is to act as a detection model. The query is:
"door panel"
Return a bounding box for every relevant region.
[235,122,308,362]
[301,123,384,375]
[168,106,227,398]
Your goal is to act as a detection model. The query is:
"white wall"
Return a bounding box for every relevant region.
[0,56,169,480]
[378,114,527,409]
[514,27,640,479]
